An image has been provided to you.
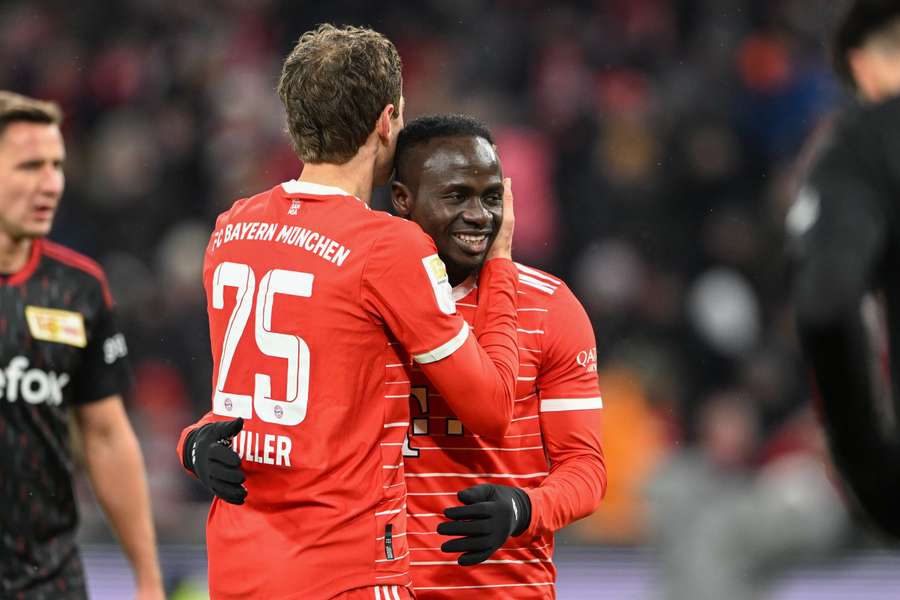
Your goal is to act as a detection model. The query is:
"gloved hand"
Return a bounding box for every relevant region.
[183,417,247,505]
[437,483,532,566]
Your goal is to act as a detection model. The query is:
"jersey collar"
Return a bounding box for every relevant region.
[6,238,42,286]
[281,179,362,203]
[452,274,477,301]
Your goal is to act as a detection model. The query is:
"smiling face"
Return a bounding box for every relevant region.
[393,135,503,286]
[0,121,65,242]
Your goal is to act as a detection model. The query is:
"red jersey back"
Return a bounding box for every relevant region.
[202,180,470,599]
[404,264,603,599]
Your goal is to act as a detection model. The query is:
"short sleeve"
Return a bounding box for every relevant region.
[361,220,469,364]
[537,284,603,412]
[71,292,130,405]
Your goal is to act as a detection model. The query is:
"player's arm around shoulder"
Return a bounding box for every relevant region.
[418,178,520,438]
[360,180,520,438]
[523,281,606,538]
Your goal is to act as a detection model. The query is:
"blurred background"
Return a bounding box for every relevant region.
[3,0,899,598]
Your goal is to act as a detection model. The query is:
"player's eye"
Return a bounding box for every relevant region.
[483,194,502,207]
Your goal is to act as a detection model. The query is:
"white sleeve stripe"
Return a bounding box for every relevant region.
[411,558,550,566]
[515,262,562,285]
[374,572,408,580]
[405,471,549,478]
[415,582,555,591]
[540,397,604,412]
[518,274,558,294]
[375,551,409,563]
[413,322,469,364]
[374,505,405,516]
[406,445,544,452]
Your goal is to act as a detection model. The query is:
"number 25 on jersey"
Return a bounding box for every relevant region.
[211,261,311,426]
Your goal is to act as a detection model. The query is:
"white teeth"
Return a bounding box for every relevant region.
[454,234,486,244]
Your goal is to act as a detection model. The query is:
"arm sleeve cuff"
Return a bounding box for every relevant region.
[413,322,470,364]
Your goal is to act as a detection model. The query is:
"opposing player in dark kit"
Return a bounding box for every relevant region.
[0,91,163,599]
[792,0,900,538]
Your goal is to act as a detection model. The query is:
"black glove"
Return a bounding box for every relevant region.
[182,417,247,505]
[437,483,532,566]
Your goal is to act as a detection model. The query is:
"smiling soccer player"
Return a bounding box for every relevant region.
[392,114,607,599]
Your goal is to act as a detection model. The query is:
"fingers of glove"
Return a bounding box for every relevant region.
[457,483,495,505]
[207,444,243,468]
[437,518,497,538]
[203,417,244,443]
[208,464,246,484]
[458,548,496,566]
[440,535,491,554]
[444,502,496,522]
[211,481,247,505]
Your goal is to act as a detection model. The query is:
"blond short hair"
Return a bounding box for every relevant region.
[277,24,402,164]
[0,91,63,137]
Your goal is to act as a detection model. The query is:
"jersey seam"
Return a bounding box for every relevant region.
[359,224,389,328]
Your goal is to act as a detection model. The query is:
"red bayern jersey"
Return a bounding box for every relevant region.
[178,180,519,599]
[404,263,606,599]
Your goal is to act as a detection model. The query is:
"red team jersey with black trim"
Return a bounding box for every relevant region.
[404,264,606,599]
[179,180,520,600]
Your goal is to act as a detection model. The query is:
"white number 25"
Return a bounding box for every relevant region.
[211,261,312,426]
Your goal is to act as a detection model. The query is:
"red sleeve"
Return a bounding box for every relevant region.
[419,258,520,439]
[522,284,606,537]
[176,411,220,478]
[361,222,518,437]
[361,221,468,360]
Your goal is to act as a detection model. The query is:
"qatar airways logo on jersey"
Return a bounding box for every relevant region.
[576,346,597,374]
[1,356,70,406]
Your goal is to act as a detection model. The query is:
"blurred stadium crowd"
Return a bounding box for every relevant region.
[0,0,865,591]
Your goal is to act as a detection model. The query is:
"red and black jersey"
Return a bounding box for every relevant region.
[0,238,129,599]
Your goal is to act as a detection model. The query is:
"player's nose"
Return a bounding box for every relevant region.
[460,200,492,228]
[38,166,64,198]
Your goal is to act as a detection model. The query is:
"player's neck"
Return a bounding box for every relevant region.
[0,233,33,275]
[448,267,476,288]
[298,151,377,206]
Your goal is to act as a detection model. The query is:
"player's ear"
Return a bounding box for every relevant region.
[391,180,412,217]
[375,103,396,144]
[848,49,880,101]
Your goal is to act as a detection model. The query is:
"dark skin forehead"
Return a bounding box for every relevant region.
[398,135,500,191]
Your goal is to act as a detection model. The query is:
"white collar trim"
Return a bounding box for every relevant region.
[452,274,478,301]
[281,179,359,200]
